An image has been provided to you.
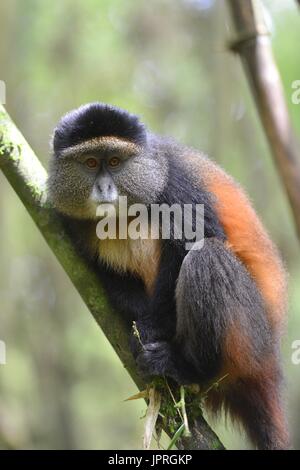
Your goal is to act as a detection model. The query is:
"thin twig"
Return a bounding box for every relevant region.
[175,386,191,437]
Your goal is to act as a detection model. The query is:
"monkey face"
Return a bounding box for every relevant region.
[47,103,168,219]
[47,139,168,220]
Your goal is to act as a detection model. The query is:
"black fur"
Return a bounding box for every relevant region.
[158,145,226,242]
[53,102,147,154]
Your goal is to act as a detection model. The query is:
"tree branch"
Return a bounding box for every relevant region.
[227,0,300,240]
[0,105,224,450]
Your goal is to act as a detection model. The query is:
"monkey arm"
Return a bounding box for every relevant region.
[146,241,185,341]
[95,263,152,332]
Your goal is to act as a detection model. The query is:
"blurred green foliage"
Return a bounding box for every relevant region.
[0,0,300,449]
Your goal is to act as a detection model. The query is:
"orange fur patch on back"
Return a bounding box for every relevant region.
[204,164,287,333]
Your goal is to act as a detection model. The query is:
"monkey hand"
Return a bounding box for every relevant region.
[130,319,165,359]
[136,341,174,379]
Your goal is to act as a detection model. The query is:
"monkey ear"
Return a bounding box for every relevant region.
[52,102,148,155]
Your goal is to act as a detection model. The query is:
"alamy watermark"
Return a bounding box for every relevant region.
[0,340,6,365]
[95,196,205,250]
[0,80,6,104]
[291,340,300,365]
[291,80,300,105]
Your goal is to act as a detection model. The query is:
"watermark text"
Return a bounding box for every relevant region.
[0,340,6,365]
[291,80,300,104]
[291,339,300,365]
[95,196,204,251]
[0,80,6,104]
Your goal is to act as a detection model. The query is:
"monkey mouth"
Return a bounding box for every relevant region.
[89,199,119,220]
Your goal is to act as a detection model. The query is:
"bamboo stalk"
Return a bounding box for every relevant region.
[227,0,300,240]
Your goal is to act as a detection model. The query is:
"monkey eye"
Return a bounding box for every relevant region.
[108,157,121,168]
[85,157,99,169]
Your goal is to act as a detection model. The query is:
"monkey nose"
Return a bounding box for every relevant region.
[96,181,110,193]
[92,179,118,203]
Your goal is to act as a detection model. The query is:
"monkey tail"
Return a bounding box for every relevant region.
[205,366,290,450]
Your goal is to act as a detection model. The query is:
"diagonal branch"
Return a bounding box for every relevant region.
[227,0,300,240]
[0,105,224,450]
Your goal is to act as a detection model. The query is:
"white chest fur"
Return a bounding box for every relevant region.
[98,237,160,294]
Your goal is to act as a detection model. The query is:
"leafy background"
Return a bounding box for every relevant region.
[0,0,300,449]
